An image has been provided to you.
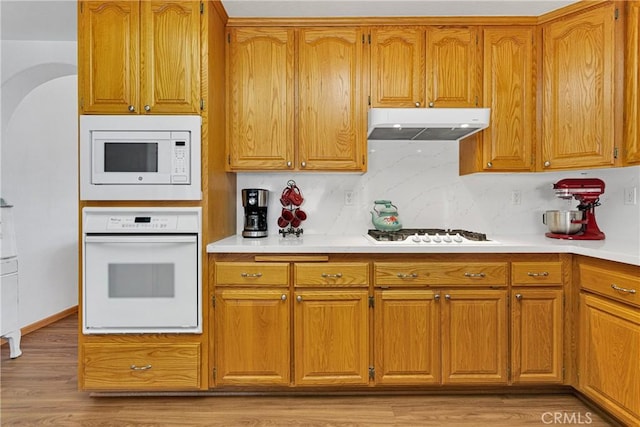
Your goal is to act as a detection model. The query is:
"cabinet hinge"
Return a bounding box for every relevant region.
[507,366,511,380]
[200,2,204,14]
[362,154,366,165]
[213,367,217,380]
[228,154,231,165]
[212,295,216,308]
[368,95,371,106]
[368,296,374,308]
[227,33,231,43]
[368,34,371,44]
[475,96,479,107]
[563,294,566,309]
[200,99,205,111]
[80,2,83,13]
[476,34,479,44]
[562,367,565,381]
[369,366,375,380]
[614,147,619,159]
[614,8,619,20]
[362,34,365,44]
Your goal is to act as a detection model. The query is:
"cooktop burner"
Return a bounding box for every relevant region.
[366,228,494,244]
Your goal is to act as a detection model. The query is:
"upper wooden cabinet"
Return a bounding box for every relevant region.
[370,26,480,108]
[79,0,201,114]
[481,27,536,171]
[541,3,619,170]
[226,27,367,171]
[625,0,640,165]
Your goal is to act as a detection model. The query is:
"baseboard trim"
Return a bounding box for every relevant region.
[1,306,78,345]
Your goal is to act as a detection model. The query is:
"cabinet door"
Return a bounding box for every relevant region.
[215,289,290,385]
[441,290,508,384]
[374,290,440,385]
[425,27,480,107]
[542,4,617,170]
[625,1,640,164]
[579,294,640,426]
[298,28,366,171]
[482,27,535,171]
[79,1,140,114]
[140,0,200,114]
[370,27,425,107]
[226,28,295,170]
[293,289,369,385]
[511,289,563,384]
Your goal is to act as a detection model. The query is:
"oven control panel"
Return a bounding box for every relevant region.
[83,207,202,234]
[106,215,178,230]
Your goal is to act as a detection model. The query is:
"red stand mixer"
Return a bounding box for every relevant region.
[546,178,606,240]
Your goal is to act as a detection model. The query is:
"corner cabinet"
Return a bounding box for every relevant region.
[541,3,619,170]
[625,0,640,165]
[226,27,367,172]
[78,0,201,114]
[369,26,480,108]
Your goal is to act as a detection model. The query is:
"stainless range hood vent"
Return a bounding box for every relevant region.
[368,108,490,141]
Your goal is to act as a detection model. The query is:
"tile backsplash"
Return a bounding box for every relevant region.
[236,140,640,242]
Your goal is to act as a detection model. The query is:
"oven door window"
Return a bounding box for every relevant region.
[83,235,198,333]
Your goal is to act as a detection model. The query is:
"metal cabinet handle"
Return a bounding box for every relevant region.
[611,284,637,294]
[281,294,287,301]
[445,294,451,300]
[321,273,343,278]
[486,162,493,168]
[544,161,551,168]
[240,272,263,278]
[296,295,303,302]
[515,293,523,300]
[527,272,549,277]
[396,273,418,279]
[300,161,307,168]
[128,105,135,112]
[130,364,152,371]
[144,104,151,112]
[464,272,486,278]
[434,294,440,301]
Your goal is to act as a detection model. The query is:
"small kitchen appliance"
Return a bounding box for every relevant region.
[544,178,605,240]
[242,188,269,238]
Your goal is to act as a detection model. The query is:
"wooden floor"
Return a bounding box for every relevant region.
[1,314,615,426]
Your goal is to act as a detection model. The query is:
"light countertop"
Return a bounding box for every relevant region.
[207,233,640,266]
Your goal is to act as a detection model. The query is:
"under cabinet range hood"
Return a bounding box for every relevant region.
[367,108,490,141]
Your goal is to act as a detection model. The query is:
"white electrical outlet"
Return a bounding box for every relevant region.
[624,187,637,205]
[511,190,522,205]
[344,190,354,206]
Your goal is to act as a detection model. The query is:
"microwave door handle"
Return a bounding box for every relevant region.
[84,235,197,244]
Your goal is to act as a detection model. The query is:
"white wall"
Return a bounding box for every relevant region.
[236,140,640,245]
[1,40,78,328]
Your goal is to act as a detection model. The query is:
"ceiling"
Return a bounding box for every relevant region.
[0,0,579,42]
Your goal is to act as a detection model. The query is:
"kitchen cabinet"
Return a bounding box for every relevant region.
[226,27,367,171]
[369,26,480,108]
[541,3,619,170]
[480,27,536,171]
[625,0,640,165]
[78,0,200,114]
[293,262,370,386]
[510,262,564,384]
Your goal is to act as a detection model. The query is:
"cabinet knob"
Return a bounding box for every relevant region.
[144,105,151,112]
[486,162,493,168]
[544,161,551,168]
[428,102,434,108]
[434,294,440,301]
[515,293,523,300]
[128,105,135,112]
[444,294,451,300]
[286,161,292,168]
[296,295,303,303]
[300,161,307,168]
[415,101,421,107]
[281,294,287,301]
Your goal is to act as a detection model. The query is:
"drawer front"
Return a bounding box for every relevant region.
[580,264,639,307]
[295,263,369,287]
[216,262,289,286]
[512,262,563,286]
[82,343,201,390]
[375,262,508,287]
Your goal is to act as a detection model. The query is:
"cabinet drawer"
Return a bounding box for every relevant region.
[82,343,201,390]
[580,264,639,307]
[512,262,563,286]
[375,262,508,287]
[215,262,289,286]
[294,263,369,287]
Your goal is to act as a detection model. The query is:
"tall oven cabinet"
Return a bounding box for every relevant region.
[78,0,201,114]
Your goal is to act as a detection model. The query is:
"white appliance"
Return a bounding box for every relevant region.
[365,228,501,246]
[82,207,202,334]
[368,108,490,141]
[80,115,202,201]
[1,199,22,358]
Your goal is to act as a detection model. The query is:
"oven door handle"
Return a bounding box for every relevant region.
[85,235,197,244]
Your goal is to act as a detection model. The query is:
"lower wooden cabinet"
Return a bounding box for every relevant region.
[578,293,640,426]
[82,342,201,390]
[214,288,290,386]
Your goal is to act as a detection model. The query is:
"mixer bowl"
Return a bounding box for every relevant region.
[543,210,584,234]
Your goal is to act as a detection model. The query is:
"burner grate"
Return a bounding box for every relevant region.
[367,228,489,242]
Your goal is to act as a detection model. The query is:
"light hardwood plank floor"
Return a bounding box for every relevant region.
[1,314,616,426]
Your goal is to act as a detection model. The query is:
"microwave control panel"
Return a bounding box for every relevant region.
[171,131,190,184]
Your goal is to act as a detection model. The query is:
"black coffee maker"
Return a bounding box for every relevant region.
[242,189,269,238]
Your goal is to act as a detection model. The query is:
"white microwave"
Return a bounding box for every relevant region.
[80,115,201,200]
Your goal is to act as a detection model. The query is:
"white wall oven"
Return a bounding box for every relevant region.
[80,115,201,201]
[82,207,201,334]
